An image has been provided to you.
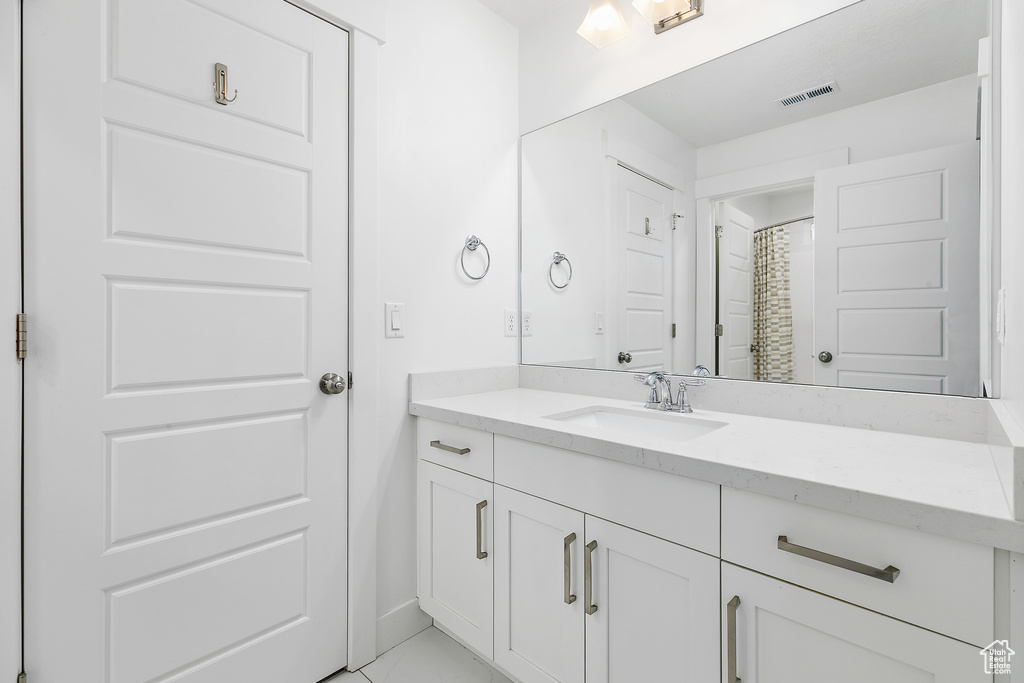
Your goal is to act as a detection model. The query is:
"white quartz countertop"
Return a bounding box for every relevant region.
[410,388,1024,553]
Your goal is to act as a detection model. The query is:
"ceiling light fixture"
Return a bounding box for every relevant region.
[578,0,631,49]
[633,0,704,34]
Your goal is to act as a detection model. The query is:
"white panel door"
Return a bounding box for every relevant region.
[417,461,494,658]
[813,143,980,395]
[494,486,585,683]
[584,517,720,683]
[722,564,989,683]
[614,165,674,372]
[717,203,755,379]
[23,2,349,681]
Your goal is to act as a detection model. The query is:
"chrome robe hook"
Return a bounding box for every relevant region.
[213,63,238,105]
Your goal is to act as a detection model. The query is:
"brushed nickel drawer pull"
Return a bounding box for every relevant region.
[430,440,470,455]
[476,501,488,559]
[584,540,598,615]
[564,533,577,604]
[727,595,741,683]
[778,535,900,583]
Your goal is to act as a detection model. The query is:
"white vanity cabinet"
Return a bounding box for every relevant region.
[721,487,995,682]
[721,563,989,683]
[416,423,495,658]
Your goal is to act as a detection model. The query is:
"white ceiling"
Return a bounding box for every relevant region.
[620,0,989,146]
[475,0,570,28]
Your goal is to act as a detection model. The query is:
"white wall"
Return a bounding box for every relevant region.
[376,0,520,651]
[697,75,979,178]
[521,98,695,370]
[1001,0,1024,415]
[518,0,860,134]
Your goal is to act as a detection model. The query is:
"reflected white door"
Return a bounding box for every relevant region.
[613,166,674,372]
[813,143,980,395]
[23,1,349,681]
[717,203,755,379]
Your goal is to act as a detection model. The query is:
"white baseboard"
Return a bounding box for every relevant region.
[375,599,432,656]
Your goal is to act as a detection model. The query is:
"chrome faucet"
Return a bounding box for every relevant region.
[634,372,704,413]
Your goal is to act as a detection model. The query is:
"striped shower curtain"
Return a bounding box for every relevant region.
[752,226,793,382]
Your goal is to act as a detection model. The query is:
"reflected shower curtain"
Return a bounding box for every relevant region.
[752,226,794,382]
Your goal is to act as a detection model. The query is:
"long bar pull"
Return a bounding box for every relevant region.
[777,535,900,583]
[430,440,470,455]
[475,501,488,559]
[563,533,577,604]
[727,595,741,683]
[584,540,598,615]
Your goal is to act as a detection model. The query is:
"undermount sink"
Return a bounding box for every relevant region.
[545,406,727,443]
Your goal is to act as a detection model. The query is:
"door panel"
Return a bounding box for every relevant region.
[813,143,980,395]
[614,166,674,372]
[585,517,719,683]
[23,2,349,681]
[718,203,755,379]
[494,486,585,683]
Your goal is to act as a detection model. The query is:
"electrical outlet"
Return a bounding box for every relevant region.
[521,311,533,336]
[504,308,517,337]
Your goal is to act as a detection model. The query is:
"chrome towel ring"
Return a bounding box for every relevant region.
[549,251,572,289]
[461,235,490,281]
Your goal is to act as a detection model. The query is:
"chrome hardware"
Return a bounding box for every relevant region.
[15,313,26,360]
[429,440,470,455]
[644,217,651,235]
[654,0,704,34]
[461,235,490,280]
[584,540,597,615]
[618,351,632,364]
[727,595,741,683]
[319,372,345,395]
[777,535,900,583]
[693,365,711,377]
[563,533,577,605]
[476,501,488,559]
[549,251,573,289]
[636,372,704,413]
[213,63,238,105]
[818,351,833,363]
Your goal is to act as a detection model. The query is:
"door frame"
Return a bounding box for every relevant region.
[3,0,385,676]
[693,148,850,372]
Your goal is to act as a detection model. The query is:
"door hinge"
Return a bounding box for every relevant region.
[672,323,676,338]
[16,313,26,360]
[672,213,682,230]
[715,324,724,337]
[18,671,26,683]
[348,371,353,390]
[715,225,723,239]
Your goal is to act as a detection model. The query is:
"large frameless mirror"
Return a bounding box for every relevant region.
[521,0,994,397]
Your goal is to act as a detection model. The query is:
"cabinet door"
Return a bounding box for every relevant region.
[417,461,493,657]
[721,563,991,683]
[585,517,720,683]
[494,485,585,683]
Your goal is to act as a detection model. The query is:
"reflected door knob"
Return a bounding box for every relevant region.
[818,351,833,364]
[319,372,346,395]
[618,351,633,364]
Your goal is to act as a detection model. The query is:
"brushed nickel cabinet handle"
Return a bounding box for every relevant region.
[584,540,598,615]
[564,533,577,604]
[430,440,470,455]
[475,501,488,560]
[727,595,741,683]
[778,535,900,583]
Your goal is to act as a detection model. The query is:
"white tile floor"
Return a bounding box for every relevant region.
[327,626,513,683]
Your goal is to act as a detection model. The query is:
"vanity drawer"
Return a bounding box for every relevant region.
[417,418,493,480]
[494,435,719,556]
[721,487,993,647]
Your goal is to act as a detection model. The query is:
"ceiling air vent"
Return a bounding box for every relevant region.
[776,81,839,107]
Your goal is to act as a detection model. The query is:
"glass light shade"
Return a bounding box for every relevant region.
[632,0,693,25]
[577,0,631,49]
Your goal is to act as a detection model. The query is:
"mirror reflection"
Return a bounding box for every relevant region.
[521,0,991,397]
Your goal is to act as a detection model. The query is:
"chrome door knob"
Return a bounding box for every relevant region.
[618,351,633,364]
[319,372,346,395]
[818,351,833,364]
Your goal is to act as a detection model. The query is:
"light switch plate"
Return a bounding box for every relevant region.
[385,302,405,338]
[595,312,605,335]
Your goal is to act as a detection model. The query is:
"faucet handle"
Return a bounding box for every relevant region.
[679,377,706,387]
